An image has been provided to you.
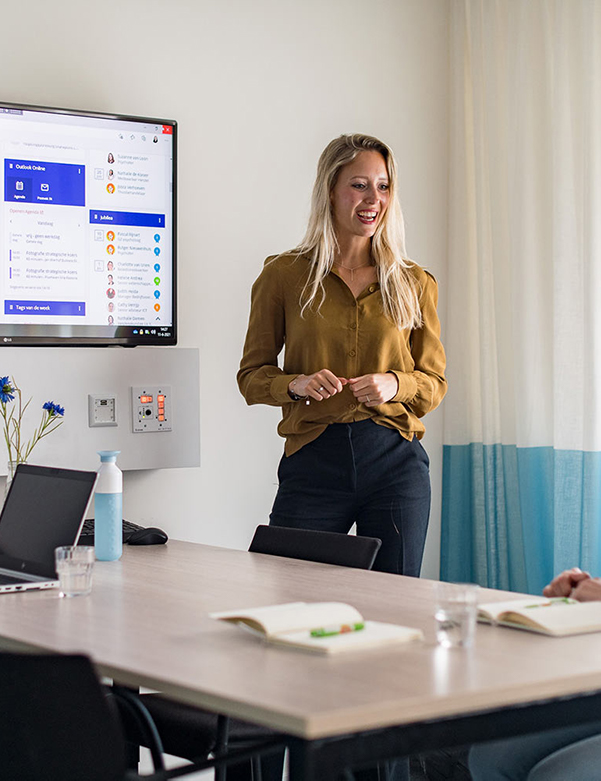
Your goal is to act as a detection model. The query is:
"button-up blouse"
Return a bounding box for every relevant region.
[237,253,447,455]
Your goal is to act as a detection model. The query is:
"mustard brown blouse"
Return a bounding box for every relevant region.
[237,253,447,456]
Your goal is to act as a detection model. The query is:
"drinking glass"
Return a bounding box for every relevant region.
[55,546,95,597]
[435,582,478,648]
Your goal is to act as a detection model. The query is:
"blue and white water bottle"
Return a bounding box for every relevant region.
[95,450,122,561]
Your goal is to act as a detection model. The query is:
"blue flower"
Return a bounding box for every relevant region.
[0,377,15,404]
[43,401,65,417]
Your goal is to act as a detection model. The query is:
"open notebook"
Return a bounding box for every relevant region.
[211,602,423,654]
[478,596,601,637]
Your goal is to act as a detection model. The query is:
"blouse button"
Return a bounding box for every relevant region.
[349,350,356,357]
[349,403,357,410]
[350,323,357,330]
[368,285,375,292]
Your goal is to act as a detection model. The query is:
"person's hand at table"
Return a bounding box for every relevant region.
[348,372,399,407]
[569,577,601,602]
[543,568,592,598]
[288,370,347,401]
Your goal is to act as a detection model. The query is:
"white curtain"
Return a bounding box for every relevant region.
[442,0,601,592]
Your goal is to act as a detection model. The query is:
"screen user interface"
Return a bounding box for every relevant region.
[0,104,175,344]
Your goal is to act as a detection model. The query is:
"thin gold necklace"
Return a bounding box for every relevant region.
[333,260,373,281]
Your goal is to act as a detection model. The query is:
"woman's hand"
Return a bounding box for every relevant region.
[348,373,399,407]
[542,568,591,598]
[289,370,347,401]
[570,577,601,602]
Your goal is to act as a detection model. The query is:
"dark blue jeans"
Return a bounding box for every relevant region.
[270,419,431,577]
[270,421,430,781]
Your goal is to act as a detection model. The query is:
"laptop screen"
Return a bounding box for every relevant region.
[0,464,97,576]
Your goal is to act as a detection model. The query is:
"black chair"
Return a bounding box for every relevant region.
[128,526,383,780]
[0,651,218,781]
[249,524,382,569]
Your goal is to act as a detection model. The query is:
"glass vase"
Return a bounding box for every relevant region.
[4,460,25,504]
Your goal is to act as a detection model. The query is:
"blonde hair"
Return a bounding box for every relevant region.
[293,133,421,330]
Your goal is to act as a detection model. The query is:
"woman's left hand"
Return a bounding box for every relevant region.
[348,373,399,407]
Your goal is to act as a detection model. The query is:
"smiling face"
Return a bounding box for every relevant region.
[330,150,390,243]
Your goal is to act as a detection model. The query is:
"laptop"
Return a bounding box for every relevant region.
[0,464,97,594]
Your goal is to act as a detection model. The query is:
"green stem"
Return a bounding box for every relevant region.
[1,379,64,465]
[13,381,23,463]
[0,404,13,464]
[21,414,64,461]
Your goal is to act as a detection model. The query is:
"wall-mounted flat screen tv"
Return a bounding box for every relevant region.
[0,101,176,346]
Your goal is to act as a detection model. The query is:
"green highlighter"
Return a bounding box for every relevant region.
[310,622,365,638]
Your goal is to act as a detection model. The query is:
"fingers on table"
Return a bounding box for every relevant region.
[543,568,592,597]
[570,577,601,602]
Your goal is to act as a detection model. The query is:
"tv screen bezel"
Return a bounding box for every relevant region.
[0,100,177,347]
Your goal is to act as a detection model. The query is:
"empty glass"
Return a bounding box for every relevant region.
[55,546,95,597]
[435,582,479,648]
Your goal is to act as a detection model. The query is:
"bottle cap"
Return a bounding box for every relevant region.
[97,450,121,462]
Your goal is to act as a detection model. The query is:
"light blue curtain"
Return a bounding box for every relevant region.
[441,1,601,593]
[442,445,601,594]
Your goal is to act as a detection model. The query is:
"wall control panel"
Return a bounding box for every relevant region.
[131,385,172,433]
[88,394,118,427]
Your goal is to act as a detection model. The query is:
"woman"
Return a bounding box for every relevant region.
[238,133,446,577]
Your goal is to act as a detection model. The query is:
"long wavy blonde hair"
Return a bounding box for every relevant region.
[293,133,422,330]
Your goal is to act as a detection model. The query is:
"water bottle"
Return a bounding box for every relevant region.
[95,450,122,561]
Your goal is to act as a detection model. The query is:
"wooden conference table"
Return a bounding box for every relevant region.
[2,541,601,779]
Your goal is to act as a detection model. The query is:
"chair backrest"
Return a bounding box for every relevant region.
[0,652,127,781]
[248,525,381,570]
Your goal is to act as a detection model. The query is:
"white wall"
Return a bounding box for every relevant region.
[0,349,200,471]
[0,0,449,576]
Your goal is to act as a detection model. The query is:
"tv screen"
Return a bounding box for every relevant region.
[0,101,176,346]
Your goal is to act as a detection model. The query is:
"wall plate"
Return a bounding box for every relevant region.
[88,394,118,427]
[131,385,172,433]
